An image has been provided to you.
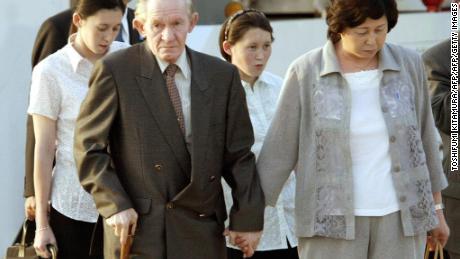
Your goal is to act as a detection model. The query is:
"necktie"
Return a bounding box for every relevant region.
[164,64,185,135]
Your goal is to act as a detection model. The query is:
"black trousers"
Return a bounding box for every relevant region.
[227,241,299,259]
[49,206,102,259]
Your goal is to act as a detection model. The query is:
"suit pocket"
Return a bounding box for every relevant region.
[132,198,151,215]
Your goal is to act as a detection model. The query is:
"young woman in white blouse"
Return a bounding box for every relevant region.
[28,0,129,258]
[219,9,298,259]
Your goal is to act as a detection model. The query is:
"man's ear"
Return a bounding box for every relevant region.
[188,12,199,33]
[222,41,232,56]
[133,18,146,37]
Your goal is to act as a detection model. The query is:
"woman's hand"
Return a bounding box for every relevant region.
[24,196,36,220]
[427,210,450,250]
[34,227,57,258]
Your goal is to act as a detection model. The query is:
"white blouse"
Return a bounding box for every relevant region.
[28,34,129,222]
[223,71,297,250]
[344,69,399,216]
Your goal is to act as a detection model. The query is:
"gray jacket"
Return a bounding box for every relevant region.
[257,41,448,240]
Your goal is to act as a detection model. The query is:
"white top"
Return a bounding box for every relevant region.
[223,71,297,250]
[344,69,400,216]
[28,34,129,222]
[155,50,192,147]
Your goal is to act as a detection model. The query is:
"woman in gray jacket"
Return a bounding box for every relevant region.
[257,0,449,258]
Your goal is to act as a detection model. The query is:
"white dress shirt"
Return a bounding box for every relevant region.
[223,71,298,250]
[28,34,129,222]
[118,8,130,43]
[155,50,192,147]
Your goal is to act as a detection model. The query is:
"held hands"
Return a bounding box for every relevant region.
[34,227,57,258]
[106,208,138,246]
[224,229,262,258]
[25,196,36,220]
[427,210,450,250]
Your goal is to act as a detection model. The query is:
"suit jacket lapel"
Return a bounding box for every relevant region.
[135,43,191,177]
[188,48,211,175]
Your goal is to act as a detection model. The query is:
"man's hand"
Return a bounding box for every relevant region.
[427,210,450,250]
[25,196,36,220]
[106,208,138,246]
[224,229,262,258]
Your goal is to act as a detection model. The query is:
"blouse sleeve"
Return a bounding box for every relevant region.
[28,63,61,120]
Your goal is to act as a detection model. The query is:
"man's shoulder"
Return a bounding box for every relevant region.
[102,44,142,66]
[187,48,237,78]
[423,39,450,62]
[43,9,73,28]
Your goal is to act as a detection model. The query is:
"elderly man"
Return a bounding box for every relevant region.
[73,0,264,258]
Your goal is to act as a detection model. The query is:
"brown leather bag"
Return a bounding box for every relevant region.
[4,220,57,259]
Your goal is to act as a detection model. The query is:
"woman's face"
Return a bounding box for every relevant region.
[339,16,388,60]
[225,28,272,84]
[76,8,123,55]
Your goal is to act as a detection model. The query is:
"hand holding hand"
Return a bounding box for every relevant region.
[225,229,262,258]
[106,208,138,246]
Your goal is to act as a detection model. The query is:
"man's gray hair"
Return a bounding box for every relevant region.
[135,0,195,22]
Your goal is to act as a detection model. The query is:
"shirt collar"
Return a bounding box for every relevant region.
[320,40,401,77]
[241,72,270,89]
[65,33,126,73]
[155,49,190,79]
[65,33,87,73]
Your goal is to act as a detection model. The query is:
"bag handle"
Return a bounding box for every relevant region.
[424,241,445,259]
[48,244,58,259]
[18,220,31,257]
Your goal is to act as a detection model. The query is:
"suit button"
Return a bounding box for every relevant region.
[209,175,216,182]
[382,106,388,113]
[389,136,396,143]
[154,164,162,171]
[399,196,407,203]
[166,202,175,209]
[394,165,401,173]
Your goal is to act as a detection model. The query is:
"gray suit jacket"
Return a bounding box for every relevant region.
[74,42,264,259]
[423,39,460,199]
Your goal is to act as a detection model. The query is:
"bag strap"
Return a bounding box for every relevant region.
[18,220,30,257]
[48,244,58,259]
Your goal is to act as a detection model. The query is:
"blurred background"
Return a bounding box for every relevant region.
[0,0,452,253]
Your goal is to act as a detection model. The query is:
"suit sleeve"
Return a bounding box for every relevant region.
[222,67,265,232]
[257,65,301,206]
[31,20,63,67]
[74,60,133,218]
[423,43,451,135]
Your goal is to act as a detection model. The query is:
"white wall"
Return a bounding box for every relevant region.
[0,0,451,254]
[0,0,68,252]
[187,12,451,78]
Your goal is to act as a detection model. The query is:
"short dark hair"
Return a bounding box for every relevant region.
[219,9,274,62]
[326,0,398,43]
[70,0,126,33]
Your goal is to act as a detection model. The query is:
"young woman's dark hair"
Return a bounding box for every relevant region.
[70,0,126,34]
[219,9,274,62]
[326,0,398,43]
